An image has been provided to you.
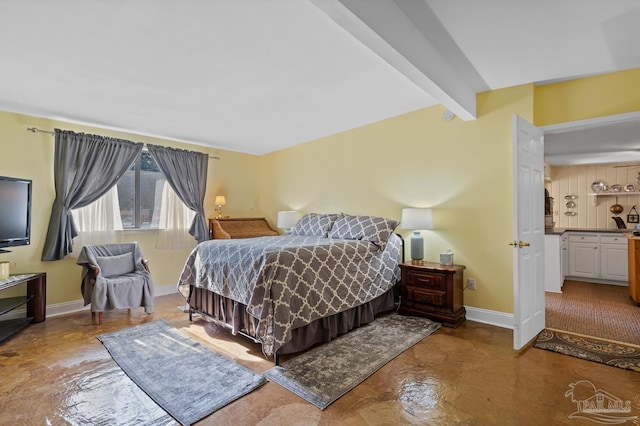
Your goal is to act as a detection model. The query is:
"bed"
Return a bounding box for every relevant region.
[177,213,402,362]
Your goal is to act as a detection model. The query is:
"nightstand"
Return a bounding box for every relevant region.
[398,262,466,327]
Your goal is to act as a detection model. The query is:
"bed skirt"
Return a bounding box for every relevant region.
[188,285,398,358]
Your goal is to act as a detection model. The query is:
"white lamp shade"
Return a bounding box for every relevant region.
[401,208,433,230]
[215,195,226,206]
[277,210,298,229]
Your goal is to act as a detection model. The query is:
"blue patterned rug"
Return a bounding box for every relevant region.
[534,329,640,373]
[98,320,266,425]
[264,313,441,410]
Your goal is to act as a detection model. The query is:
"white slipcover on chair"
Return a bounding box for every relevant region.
[77,242,154,324]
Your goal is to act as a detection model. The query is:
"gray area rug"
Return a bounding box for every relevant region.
[264,313,441,410]
[97,320,266,425]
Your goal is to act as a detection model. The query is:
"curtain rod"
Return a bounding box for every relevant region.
[27,127,55,135]
[26,127,221,160]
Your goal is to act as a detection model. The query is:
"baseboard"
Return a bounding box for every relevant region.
[464,306,514,330]
[2,299,89,320]
[155,283,180,297]
[564,276,628,286]
[2,283,181,320]
[5,287,511,328]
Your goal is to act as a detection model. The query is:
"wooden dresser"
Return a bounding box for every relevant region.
[398,262,466,327]
[209,217,279,239]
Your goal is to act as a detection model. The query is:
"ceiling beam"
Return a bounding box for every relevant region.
[311,0,488,120]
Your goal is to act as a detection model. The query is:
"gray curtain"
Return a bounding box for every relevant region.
[41,129,143,261]
[147,144,209,242]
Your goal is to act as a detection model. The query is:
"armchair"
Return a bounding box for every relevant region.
[77,242,154,325]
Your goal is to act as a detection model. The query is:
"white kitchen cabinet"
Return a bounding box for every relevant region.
[568,234,600,279]
[544,234,563,293]
[600,234,628,281]
[564,232,628,283]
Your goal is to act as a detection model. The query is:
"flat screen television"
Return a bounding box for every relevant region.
[0,176,32,252]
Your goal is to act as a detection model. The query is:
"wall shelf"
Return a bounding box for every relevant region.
[589,192,640,196]
[589,192,640,206]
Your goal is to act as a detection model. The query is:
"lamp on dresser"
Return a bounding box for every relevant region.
[277,210,298,234]
[214,195,226,219]
[401,207,433,265]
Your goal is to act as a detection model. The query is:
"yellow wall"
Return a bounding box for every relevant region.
[4,67,637,316]
[259,84,535,314]
[0,111,260,306]
[534,68,640,126]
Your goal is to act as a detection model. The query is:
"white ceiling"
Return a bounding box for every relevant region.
[1,1,640,160]
[544,112,640,165]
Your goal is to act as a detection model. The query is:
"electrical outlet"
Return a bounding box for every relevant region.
[467,278,476,290]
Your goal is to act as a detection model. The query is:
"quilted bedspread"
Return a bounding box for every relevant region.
[177,234,401,356]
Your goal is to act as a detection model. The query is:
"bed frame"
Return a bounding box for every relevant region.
[188,285,398,364]
[189,222,404,364]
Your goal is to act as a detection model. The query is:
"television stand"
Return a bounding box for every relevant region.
[0,273,46,342]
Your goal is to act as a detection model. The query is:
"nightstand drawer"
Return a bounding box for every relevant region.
[405,286,445,307]
[399,262,466,327]
[405,270,445,290]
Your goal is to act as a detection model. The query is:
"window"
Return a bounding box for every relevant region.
[71,149,196,250]
[117,151,166,229]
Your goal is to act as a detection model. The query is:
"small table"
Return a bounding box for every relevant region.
[0,273,46,342]
[398,262,466,327]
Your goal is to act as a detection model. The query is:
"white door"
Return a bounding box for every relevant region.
[513,115,545,350]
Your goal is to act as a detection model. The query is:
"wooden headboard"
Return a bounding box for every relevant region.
[209,217,279,239]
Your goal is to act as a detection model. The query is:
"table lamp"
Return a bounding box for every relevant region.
[277,210,298,234]
[401,208,433,265]
[215,195,226,218]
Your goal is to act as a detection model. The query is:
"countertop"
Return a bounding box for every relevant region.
[545,228,634,235]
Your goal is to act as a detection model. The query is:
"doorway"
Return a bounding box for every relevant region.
[542,112,640,345]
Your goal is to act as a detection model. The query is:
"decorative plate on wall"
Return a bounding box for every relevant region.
[591,180,607,193]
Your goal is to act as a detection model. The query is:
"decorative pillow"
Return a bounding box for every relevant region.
[95,252,135,278]
[290,213,338,237]
[327,214,399,249]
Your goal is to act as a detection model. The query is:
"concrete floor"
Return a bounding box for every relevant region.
[1,293,639,425]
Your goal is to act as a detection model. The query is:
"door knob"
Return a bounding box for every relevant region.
[509,241,531,248]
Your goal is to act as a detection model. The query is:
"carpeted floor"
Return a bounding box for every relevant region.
[545,280,640,346]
